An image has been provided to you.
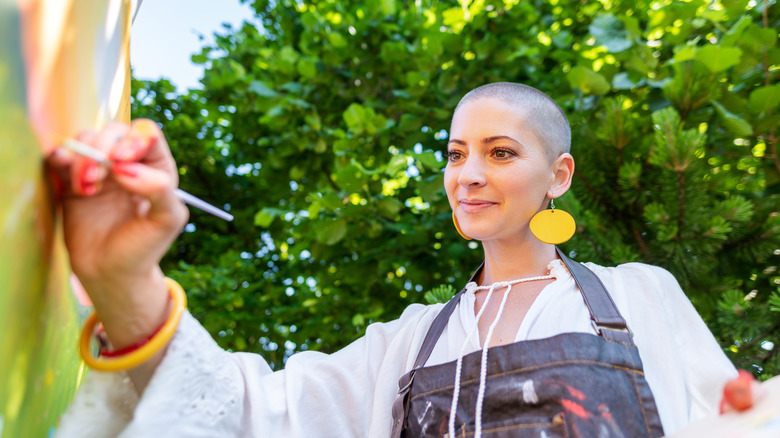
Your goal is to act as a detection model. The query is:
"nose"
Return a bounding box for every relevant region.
[457,155,487,188]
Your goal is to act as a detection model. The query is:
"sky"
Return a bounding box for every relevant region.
[130,0,258,91]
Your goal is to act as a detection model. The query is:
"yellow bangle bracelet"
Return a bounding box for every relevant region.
[78,277,187,372]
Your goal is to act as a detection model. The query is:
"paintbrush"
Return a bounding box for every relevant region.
[60,138,234,222]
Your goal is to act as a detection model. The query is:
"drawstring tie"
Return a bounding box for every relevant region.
[448,273,554,438]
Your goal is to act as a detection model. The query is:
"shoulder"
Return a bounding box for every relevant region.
[580,260,681,301]
[362,302,445,345]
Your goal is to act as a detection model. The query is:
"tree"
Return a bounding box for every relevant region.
[132,0,780,376]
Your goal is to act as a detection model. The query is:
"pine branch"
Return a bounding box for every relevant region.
[676,171,685,241]
[739,319,780,352]
[574,172,609,213]
[631,226,651,258]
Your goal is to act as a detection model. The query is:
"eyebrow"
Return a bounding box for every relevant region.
[447,135,523,146]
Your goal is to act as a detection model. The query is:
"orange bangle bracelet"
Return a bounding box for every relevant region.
[79,277,187,372]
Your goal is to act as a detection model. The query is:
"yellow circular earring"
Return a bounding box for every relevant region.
[529,199,575,245]
[452,212,472,240]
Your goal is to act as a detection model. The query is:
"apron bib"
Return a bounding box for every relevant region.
[391,249,665,438]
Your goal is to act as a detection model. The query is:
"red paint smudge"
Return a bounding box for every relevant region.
[598,403,613,420]
[561,399,590,419]
[564,384,586,400]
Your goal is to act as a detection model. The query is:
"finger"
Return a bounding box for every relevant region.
[47,130,95,197]
[721,370,755,413]
[46,148,76,197]
[69,130,104,196]
[110,119,178,185]
[47,144,76,167]
[111,161,187,226]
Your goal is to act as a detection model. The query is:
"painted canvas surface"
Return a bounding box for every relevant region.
[0,0,135,436]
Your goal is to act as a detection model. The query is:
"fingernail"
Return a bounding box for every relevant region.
[112,162,139,177]
[134,119,159,139]
[80,162,99,184]
[81,183,98,196]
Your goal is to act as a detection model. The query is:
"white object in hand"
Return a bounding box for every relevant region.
[61,138,234,222]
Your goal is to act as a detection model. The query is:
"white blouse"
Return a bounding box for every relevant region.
[55,260,737,437]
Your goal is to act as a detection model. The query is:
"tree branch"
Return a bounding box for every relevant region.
[321,161,340,191]
[676,171,685,240]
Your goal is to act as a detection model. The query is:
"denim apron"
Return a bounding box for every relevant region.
[391,249,665,437]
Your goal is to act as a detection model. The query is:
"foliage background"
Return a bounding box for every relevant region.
[131,0,780,377]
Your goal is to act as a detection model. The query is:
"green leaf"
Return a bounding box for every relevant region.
[695,45,742,73]
[712,101,754,137]
[415,152,442,170]
[701,8,727,23]
[343,103,365,134]
[380,41,407,63]
[334,164,368,192]
[673,45,697,63]
[612,72,645,90]
[589,14,633,53]
[377,197,402,219]
[248,81,278,98]
[327,32,347,48]
[748,85,780,113]
[741,26,777,53]
[442,7,466,32]
[254,207,284,227]
[307,201,322,219]
[315,219,348,245]
[280,82,302,94]
[398,114,422,133]
[191,52,209,65]
[567,66,611,95]
[722,16,753,47]
[381,0,396,15]
[386,155,409,176]
[297,58,317,78]
[417,174,444,202]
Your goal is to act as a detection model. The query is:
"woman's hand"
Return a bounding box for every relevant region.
[48,119,188,383]
[720,370,763,414]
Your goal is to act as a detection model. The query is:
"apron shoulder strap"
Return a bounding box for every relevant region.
[411,261,484,370]
[390,262,483,437]
[555,247,633,344]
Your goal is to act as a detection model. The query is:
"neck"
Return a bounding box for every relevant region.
[478,237,557,285]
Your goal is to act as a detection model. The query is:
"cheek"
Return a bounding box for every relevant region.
[443,167,458,206]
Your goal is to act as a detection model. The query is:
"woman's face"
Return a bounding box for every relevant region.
[444,97,570,243]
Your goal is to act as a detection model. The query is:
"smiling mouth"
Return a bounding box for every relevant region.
[459,200,497,213]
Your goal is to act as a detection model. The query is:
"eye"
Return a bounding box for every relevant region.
[447,150,464,162]
[492,148,516,159]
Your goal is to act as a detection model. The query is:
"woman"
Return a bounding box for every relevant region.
[53,83,737,437]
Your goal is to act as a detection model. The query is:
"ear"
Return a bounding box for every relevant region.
[548,153,575,198]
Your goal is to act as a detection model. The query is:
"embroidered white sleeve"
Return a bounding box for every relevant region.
[55,303,444,438]
[55,312,258,438]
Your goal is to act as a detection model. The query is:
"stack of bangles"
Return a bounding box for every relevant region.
[79,277,187,372]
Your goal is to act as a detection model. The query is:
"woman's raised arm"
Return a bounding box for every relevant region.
[48,119,189,392]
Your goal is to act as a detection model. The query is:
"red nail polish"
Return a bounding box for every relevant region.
[81,183,98,196]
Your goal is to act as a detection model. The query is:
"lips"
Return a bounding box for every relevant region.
[459,199,497,213]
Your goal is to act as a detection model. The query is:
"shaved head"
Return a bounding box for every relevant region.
[453,82,571,161]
